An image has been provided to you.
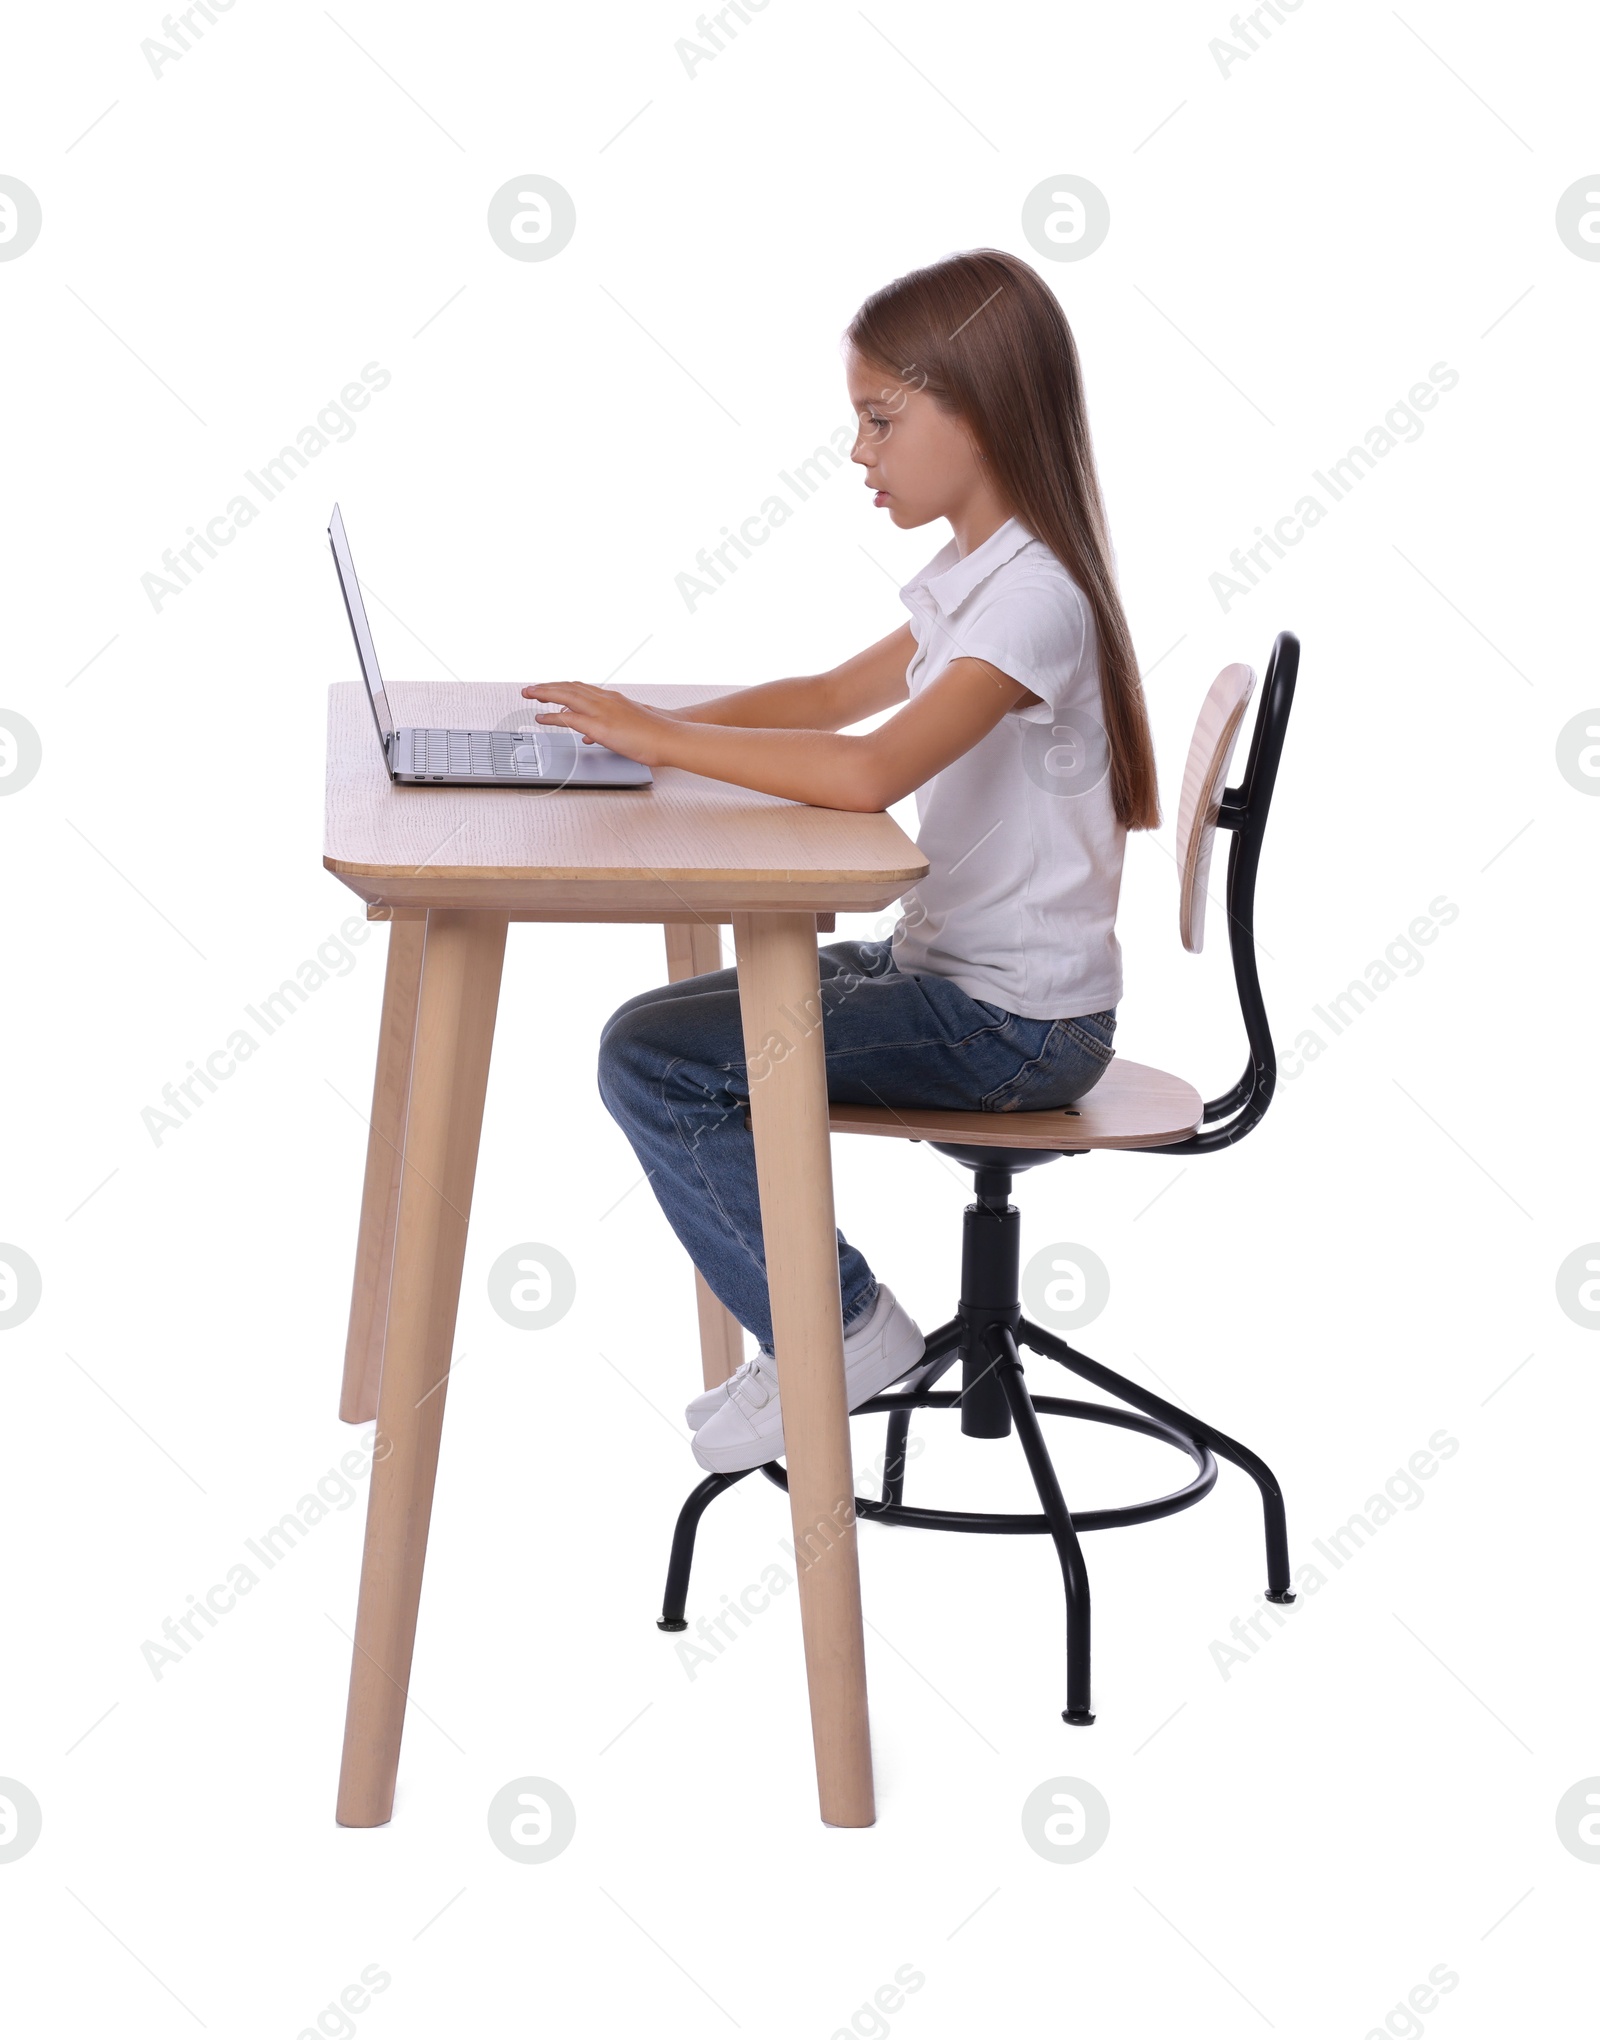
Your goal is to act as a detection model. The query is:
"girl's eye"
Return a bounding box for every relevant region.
[866,413,889,431]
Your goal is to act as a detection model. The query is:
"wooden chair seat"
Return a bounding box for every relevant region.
[828,1056,1202,1153]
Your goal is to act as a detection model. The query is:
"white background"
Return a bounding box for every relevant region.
[3,0,1597,2032]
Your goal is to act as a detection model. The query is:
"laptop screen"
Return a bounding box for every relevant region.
[327,504,393,749]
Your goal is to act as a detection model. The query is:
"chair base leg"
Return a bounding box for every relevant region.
[1018,1315,1296,1604]
[881,1321,961,1508]
[994,1326,1094,1726]
[657,1469,754,1629]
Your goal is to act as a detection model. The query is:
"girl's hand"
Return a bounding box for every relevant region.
[519,683,672,764]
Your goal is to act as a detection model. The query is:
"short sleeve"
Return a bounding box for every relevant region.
[947,576,1091,725]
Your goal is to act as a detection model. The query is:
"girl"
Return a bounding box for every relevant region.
[523,247,1159,1477]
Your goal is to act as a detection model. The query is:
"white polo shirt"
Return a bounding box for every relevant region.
[887,515,1126,1021]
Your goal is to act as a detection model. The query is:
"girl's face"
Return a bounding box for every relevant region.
[846,347,990,532]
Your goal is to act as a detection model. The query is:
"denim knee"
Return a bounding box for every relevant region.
[596,1002,652,1111]
[596,1000,699,1121]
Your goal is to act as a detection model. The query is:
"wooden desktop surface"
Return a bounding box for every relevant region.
[324,682,929,916]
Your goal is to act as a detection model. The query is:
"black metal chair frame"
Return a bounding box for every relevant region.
[657,631,1301,1726]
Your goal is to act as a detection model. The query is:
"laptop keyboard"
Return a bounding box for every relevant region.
[401,728,551,779]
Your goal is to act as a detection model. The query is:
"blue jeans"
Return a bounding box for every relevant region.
[597,938,1115,1351]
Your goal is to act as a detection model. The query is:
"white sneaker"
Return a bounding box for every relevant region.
[685,1354,761,1431]
[690,1285,925,1475]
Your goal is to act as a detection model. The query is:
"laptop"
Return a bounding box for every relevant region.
[327,503,653,789]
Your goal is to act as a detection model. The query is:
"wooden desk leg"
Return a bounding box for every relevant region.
[664,922,746,1392]
[336,909,508,1827]
[731,911,874,1827]
[340,918,426,1424]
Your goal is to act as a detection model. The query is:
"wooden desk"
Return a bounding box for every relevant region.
[324,680,928,1829]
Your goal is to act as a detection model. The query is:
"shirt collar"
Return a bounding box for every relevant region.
[898,515,1037,618]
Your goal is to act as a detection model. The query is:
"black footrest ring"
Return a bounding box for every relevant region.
[756,1390,1218,1534]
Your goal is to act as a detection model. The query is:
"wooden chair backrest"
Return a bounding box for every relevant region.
[1176,663,1255,953]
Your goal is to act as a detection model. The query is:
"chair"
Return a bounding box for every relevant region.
[656,631,1301,1726]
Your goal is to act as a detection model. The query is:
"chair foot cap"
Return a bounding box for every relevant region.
[1062,1707,1096,1726]
[1263,1588,1296,1604]
[656,1617,688,1632]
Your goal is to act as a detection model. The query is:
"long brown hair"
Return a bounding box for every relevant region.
[847,249,1159,830]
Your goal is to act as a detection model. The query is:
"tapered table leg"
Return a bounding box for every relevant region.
[664,921,746,1393]
[731,911,874,1827]
[340,917,426,1424]
[336,909,507,1827]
